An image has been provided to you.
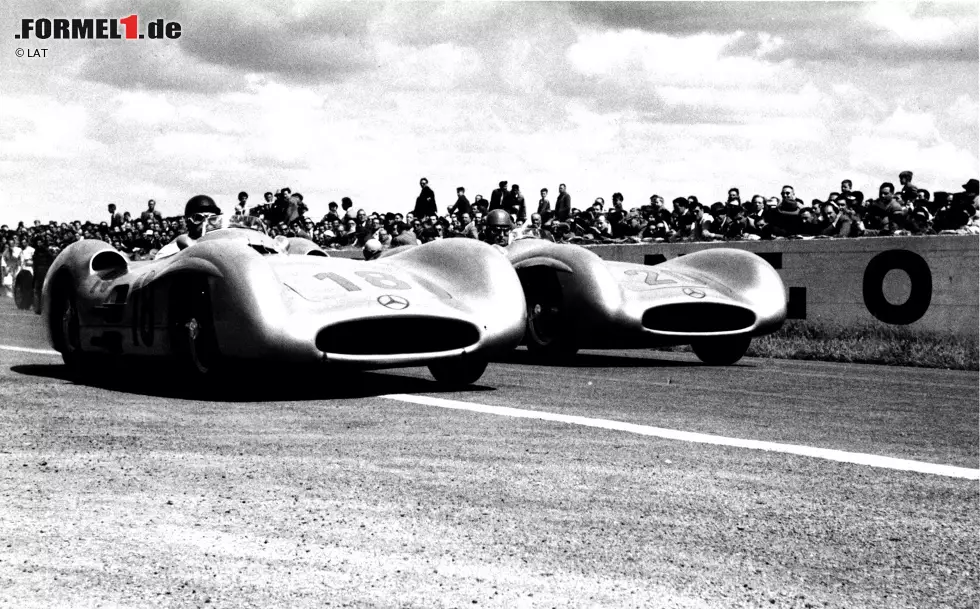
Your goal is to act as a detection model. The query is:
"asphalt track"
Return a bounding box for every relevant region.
[0,298,977,608]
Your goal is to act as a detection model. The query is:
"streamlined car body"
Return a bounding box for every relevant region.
[42,217,526,384]
[504,238,787,365]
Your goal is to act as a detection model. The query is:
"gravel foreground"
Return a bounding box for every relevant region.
[1,361,977,609]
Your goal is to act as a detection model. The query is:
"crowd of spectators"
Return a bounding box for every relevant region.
[2,172,978,297]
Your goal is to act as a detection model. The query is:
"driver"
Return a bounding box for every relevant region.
[483,208,516,247]
[154,195,222,259]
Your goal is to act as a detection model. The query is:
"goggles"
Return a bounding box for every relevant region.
[188,212,216,225]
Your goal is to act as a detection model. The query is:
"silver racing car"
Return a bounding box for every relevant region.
[42,215,526,385]
[505,238,787,365]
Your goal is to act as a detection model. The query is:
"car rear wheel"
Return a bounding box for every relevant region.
[521,269,578,360]
[14,272,33,310]
[171,278,222,378]
[428,356,488,386]
[692,335,751,366]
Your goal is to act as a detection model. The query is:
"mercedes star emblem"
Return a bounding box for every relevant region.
[683,287,706,299]
[377,294,410,310]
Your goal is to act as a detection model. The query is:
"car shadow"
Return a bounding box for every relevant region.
[11,362,494,403]
[494,348,703,368]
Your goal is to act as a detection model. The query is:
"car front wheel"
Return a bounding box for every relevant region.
[51,282,85,374]
[522,270,578,360]
[14,272,33,310]
[691,335,751,366]
[428,356,488,386]
[171,278,222,378]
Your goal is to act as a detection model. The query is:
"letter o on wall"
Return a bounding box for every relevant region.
[862,250,932,325]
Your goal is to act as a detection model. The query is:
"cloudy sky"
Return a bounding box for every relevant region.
[1,1,977,225]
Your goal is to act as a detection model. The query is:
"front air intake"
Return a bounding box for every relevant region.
[316,317,481,355]
[642,303,756,334]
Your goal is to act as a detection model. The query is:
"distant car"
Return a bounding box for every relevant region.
[41,216,526,385]
[504,238,787,365]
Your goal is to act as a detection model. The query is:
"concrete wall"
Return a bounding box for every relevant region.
[588,235,979,336]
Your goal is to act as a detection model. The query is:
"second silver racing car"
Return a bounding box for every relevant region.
[504,238,787,365]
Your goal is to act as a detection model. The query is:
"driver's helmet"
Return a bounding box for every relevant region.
[486,209,514,246]
[363,238,383,260]
[184,195,221,222]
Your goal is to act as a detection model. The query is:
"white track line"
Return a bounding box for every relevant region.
[383,393,980,480]
[1,345,59,355]
[4,343,976,480]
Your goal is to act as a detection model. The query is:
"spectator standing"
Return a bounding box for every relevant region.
[723,201,748,240]
[648,195,670,225]
[898,171,919,203]
[537,188,551,222]
[323,201,341,224]
[766,185,804,238]
[934,179,979,232]
[840,179,864,203]
[798,208,821,237]
[140,199,163,223]
[554,183,571,222]
[413,177,437,218]
[960,178,979,208]
[341,197,356,222]
[865,182,906,231]
[669,197,690,229]
[473,194,488,216]
[31,234,55,313]
[726,187,741,207]
[694,204,723,241]
[448,186,472,218]
[507,184,526,223]
[235,192,249,215]
[108,204,124,228]
[489,181,508,212]
[607,193,626,237]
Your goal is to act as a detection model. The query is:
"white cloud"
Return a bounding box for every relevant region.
[947,95,979,126]
[113,92,245,134]
[0,94,103,159]
[567,29,782,88]
[659,83,822,120]
[863,2,965,43]
[876,107,942,141]
[153,133,244,165]
[850,135,978,184]
[376,42,483,91]
[113,92,177,126]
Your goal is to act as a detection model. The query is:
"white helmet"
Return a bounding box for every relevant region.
[363,238,383,260]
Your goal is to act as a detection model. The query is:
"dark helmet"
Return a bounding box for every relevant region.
[486,208,514,229]
[184,194,221,217]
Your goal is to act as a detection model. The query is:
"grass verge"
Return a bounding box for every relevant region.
[745,321,979,370]
[658,322,978,370]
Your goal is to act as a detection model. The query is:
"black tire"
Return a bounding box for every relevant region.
[50,281,86,375]
[170,278,222,378]
[692,335,751,366]
[521,269,578,360]
[428,356,489,386]
[14,272,33,310]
